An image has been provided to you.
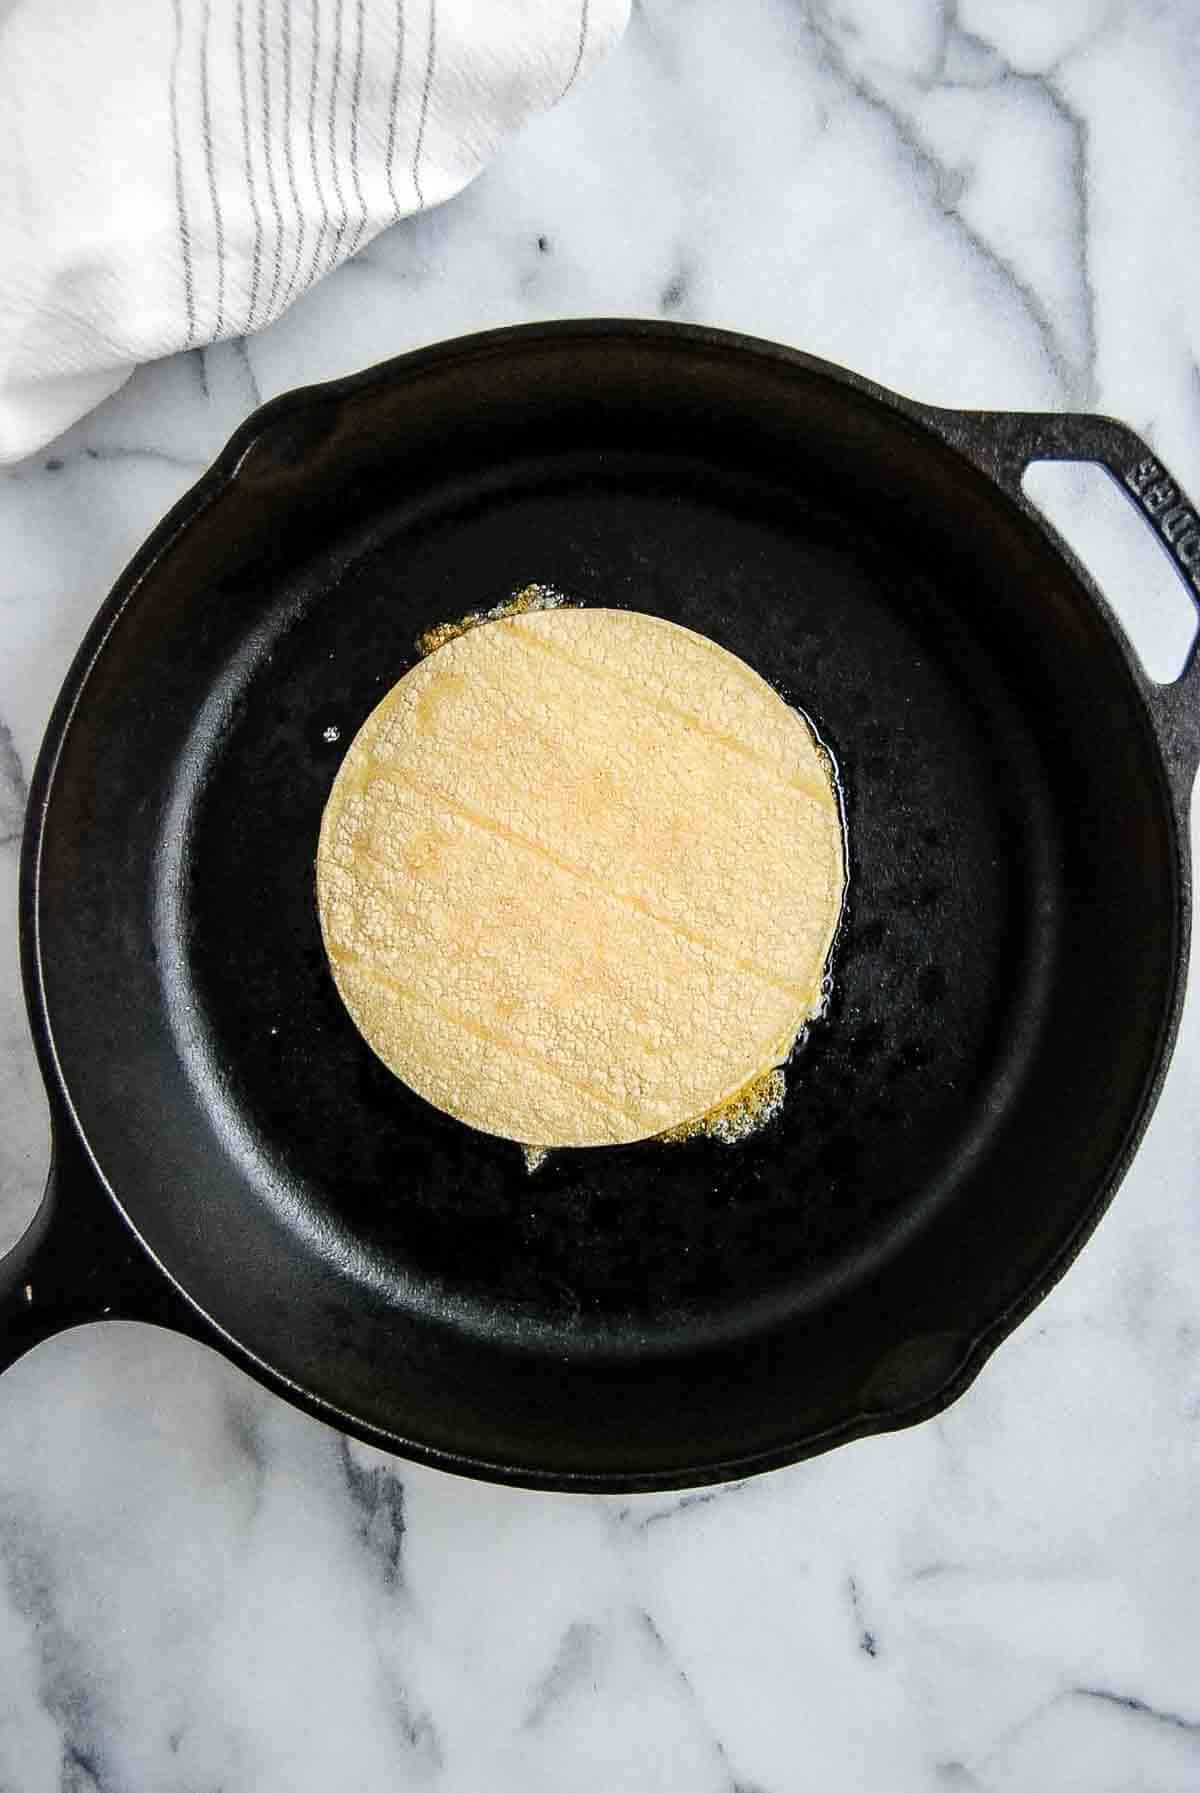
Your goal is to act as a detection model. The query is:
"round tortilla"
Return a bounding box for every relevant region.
[316,608,844,1147]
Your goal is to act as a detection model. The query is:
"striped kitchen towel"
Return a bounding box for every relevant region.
[0,0,629,464]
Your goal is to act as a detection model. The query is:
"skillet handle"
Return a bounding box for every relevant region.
[0,1114,204,1376]
[915,405,1200,803]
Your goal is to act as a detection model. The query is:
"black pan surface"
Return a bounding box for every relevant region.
[8,323,1200,1487]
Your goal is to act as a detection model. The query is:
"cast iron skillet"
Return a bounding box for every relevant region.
[3,322,1199,1490]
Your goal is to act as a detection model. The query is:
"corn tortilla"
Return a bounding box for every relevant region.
[316,608,844,1147]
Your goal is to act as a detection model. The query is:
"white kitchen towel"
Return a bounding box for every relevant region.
[0,0,628,464]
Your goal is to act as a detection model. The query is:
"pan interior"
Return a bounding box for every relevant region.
[174,456,1032,1324]
[35,332,1180,1477]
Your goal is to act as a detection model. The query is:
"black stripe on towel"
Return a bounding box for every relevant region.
[236,0,267,327]
[324,0,350,273]
[563,0,590,97]
[305,0,332,285]
[200,0,228,334]
[258,0,288,319]
[412,0,437,209]
[278,0,307,307]
[169,0,197,344]
[347,0,369,254]
[384,0,406,219]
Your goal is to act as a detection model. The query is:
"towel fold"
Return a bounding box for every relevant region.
[0,0,629,463]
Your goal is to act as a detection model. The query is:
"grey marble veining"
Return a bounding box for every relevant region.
[2,2,1200,1787]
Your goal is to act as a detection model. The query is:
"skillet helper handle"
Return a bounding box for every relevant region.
[0,1116,203,1376]
[917,405,1200,801]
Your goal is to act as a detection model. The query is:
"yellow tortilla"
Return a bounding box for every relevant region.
[316,608,844,1147]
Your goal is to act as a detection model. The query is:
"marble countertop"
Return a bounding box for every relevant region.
[3,3,1200,1787]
